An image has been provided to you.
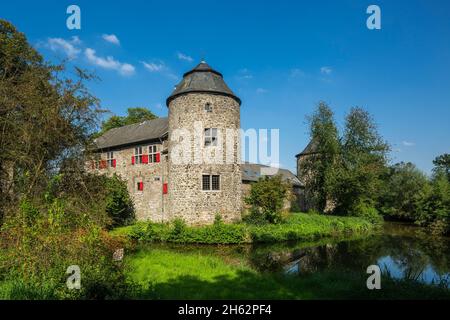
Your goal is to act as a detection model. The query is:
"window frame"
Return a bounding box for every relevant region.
[107,151,114,168]
[134,146,145,164]
[202,174,220,191]
[148,144,158,163]
[204,128,218,147]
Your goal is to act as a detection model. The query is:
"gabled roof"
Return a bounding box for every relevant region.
[166,61,240,106]
[295,139,318,158]
[94,117,168,150]
[242,162,303,187]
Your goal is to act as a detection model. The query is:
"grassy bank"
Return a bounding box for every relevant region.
[112,213,375,244]
[125,248,450,300]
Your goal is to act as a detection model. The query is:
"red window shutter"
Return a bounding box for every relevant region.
[163,183,168,194]
[131,156,135,165]
[138,182,144,191]
[155,152,161,163]
[142,154,149,164]
[100,160,107,169]
[112,159,116,168]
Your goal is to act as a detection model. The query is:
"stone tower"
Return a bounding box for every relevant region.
[166,61,242,225]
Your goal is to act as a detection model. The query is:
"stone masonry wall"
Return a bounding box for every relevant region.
[167,93,242,225]
[89,141,167,222]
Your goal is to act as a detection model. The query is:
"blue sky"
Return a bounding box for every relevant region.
[2,0,449,174]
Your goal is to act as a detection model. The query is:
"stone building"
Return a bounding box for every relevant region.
[91,61,301,225]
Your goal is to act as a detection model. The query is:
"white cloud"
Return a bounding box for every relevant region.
[237,68,253,80]
[85,48,135,76]
[256,88,268,94]
[402,141,416,147]
[320,66,333,75]
[141,61,178,80]
[177,52,193,62]
[102,34,120,45]
[46,36,81,59]
[142,61,165,72]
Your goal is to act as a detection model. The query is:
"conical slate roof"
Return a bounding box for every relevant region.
[166,61,241,106]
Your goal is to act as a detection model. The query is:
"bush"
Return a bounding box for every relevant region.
[115,213,374,245]
[0,198,131,300]
[105,174,135,228]
[245,175,290,224]
[347,201,383,224]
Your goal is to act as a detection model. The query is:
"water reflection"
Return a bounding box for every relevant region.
[249,222,450,287]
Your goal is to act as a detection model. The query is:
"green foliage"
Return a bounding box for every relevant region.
[300,102,340,212]
[0,20,102,224]
[379,162,428,220]
[415,171,450,235]
[98,107,158,136]
[433,153,450,181]
[104,174,135,228]
[245,175,290,224]
[347,201,383,224]
[114,213,374,245]
[301,104,389,218]
[333,107,389,215]
[0,198,131,300]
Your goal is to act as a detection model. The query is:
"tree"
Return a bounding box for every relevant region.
[98,107,158,135]
[0,19,101,222]
[334,107,389,216]
[245,175,290,224]
[379,162,428,221]
[433,154,450,181]
[300,102,340,212]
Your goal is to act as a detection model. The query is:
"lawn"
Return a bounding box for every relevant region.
[125,247,450,300]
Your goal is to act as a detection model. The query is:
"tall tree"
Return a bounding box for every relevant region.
[0,19,101,222]
[334,107,390,215]
[300,102,340,212]
[433,153,450,181]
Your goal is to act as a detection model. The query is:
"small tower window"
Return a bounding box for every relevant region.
[204,103,212,113]
[204,128,218,147]
[202,175,220,191]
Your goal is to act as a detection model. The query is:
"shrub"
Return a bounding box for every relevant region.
[0,198,131,300]
[105,174,135,228]
[348,201,383,224]
[245,175,290,224]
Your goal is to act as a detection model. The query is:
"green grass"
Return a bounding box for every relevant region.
[125,248,450,300]
[112,213,375,245]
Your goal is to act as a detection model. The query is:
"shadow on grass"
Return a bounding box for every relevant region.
[130,270,450,300]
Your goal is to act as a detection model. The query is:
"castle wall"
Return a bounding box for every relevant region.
[89,141,168,222]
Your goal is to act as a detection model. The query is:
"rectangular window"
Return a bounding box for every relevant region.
[202,175,220,191]
[204,128,218,147]
[107,151,115,168]
[211,175,220,190]
[137,181,144,191]
[134,146,145,164]
[148,145,158,163]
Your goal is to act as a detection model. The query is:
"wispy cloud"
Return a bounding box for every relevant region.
[256,88,268,94]
[142,61,165,72]
[177,52,193,62]
[141,61,178,80]
[320,66,333,75]
[402,141,416,147]
[290,68,306,78]
[102,34,120,46]
[85,48,135,76]
[237,68,253,80]
[46,36,81,59]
